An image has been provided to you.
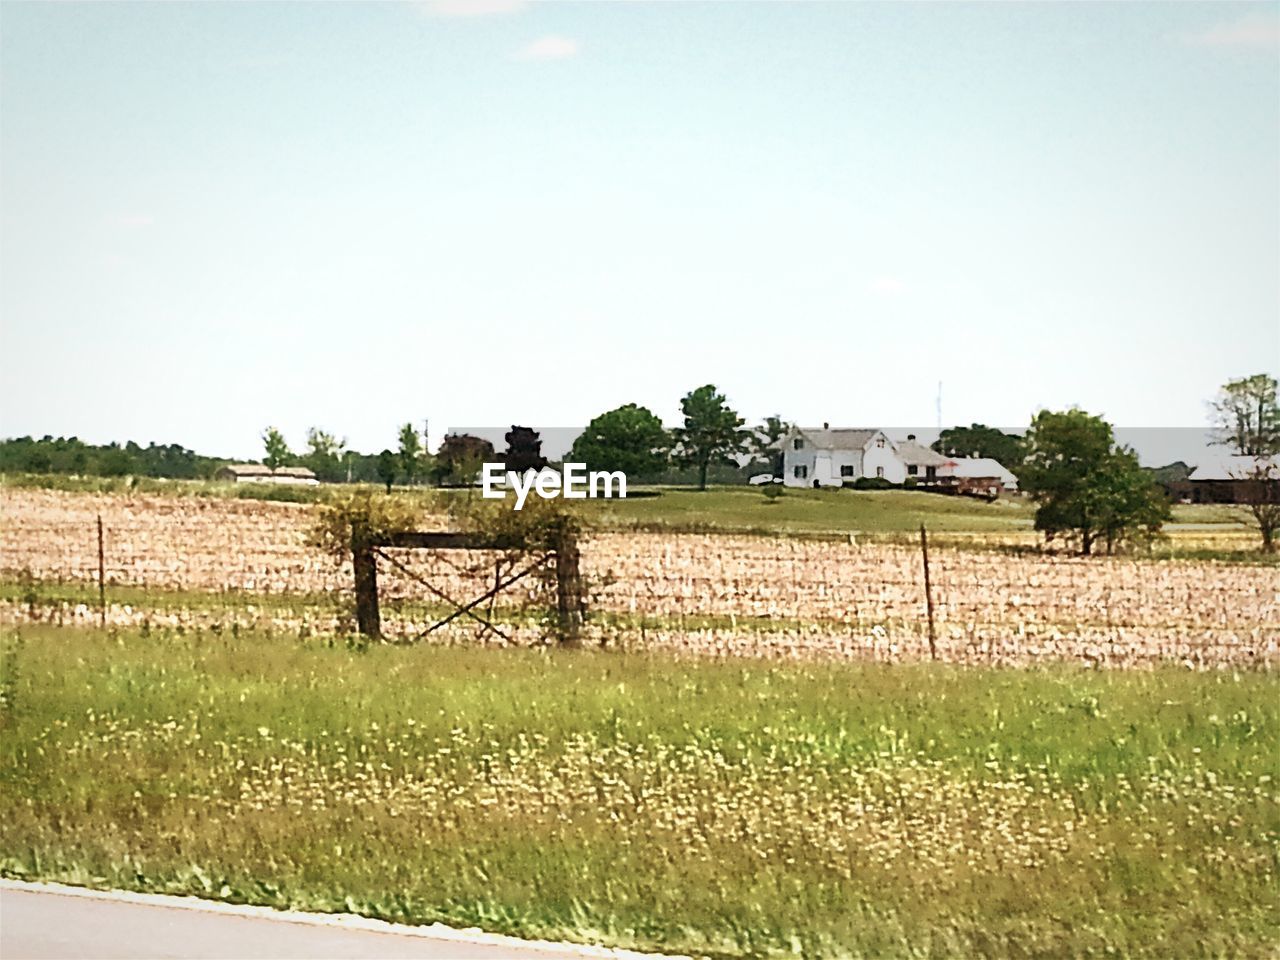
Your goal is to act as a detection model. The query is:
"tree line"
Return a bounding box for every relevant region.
[4,373,1275,552]
[0,437,220,479]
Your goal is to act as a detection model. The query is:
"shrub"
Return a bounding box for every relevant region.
[307,490,426,560]
[849,477,898,490]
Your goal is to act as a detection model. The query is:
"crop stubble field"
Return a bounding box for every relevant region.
[1,487,1276,668]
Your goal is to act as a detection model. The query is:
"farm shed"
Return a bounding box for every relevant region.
[215,464,319,486]
[1186,455,1278,504]
[943,457,1019,492]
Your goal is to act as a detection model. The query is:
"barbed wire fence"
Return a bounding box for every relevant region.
[1,515,1276,668]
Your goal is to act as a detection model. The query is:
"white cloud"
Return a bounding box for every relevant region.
[1185,14,1280,49]
[417,0,526,18]
[514,35,579,61]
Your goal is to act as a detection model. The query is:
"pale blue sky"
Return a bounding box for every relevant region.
[2,1,1277,460]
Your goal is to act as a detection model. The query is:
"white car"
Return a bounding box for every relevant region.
[748,474,781,485]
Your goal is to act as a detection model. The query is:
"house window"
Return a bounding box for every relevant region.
[907,465,918,476]
[841,465,854,478]
[926,466,937,479]
[876,437,885,448]
[876,466,885,479]
[794,465,808,479]
[793,438,804,450]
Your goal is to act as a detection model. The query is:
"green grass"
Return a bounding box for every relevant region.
[1,624,1276,957]
[581,486,1038,535]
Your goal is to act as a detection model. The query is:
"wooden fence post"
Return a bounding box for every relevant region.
[96,514,106,629]
[553,520,584,646]
[920,524,937,661]
[352,522,381,639]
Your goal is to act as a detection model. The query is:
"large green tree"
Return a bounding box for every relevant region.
[432,434,495,486]
[303,428,347,483]
[1020,409,1170,555]
[397,423,425,485]
[261,427,292,471]
[932,423,1024,468]
[672,385,749,491]
[569,404,670,478]
[1210,373,1280,456]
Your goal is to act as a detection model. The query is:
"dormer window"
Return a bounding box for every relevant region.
[793,438,804,450]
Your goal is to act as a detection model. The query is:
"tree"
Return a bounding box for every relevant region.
[1239,462,1280,554]
[376,450,397,493]
[504,426,547,474]
[303,428,347,483]
[433,434,495,486]
[1208,375,1280,553]
[262,427,292,470]
[568,404,670,479]
[1088,448,1173,554]
[97,444,133,477]
[932,423,1024,468]
[398,423,424,485]
[748,415,792,476]
[1210,374,1280,456]
[672,384,749,491]
[1020,409,1170,555]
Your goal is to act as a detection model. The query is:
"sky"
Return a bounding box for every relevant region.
[1,1,1277,462]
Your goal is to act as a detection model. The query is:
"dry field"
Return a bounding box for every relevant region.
[2,487,1276,667]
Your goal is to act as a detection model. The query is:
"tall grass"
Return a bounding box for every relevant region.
[1,624,1276,957]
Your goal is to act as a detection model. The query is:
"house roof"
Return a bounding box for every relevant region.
[896,440,948,467]
[794,428,882,451]
[1187,455,1277,482]
[219,464,272,476]
[218,463,317,479]
[943,457,1019,486]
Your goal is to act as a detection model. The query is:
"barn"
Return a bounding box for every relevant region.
[1185,456,1278,504]
[214,464,319,486]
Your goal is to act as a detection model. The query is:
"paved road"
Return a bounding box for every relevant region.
[0,883,650,960]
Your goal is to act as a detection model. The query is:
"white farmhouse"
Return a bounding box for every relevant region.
[781,426,1017,492]
[781,426,904,488]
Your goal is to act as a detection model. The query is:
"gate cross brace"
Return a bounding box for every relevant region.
[373,546,552,642]
[350,524,584,645]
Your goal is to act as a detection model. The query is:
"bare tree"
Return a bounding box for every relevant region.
[1210,373,1280,456]
[1231,460,1280,554]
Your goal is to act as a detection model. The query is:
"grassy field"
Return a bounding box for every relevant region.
[1,624,1276,957]
[583,486,1037,535]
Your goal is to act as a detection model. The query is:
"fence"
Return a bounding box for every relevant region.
[1,487,1276,667]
